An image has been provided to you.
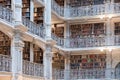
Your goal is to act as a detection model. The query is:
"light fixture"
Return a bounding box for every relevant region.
[99,47,105,52]
[100,15,105,19]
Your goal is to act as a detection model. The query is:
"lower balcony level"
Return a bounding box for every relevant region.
[0,54,120,80]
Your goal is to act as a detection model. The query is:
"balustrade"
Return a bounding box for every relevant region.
[114,3,120,13]
[22,17,45,39]
[52,35,106,48]
[0,54,11,72]
[0,5,12,23]
[23,60,44,77]
[51,0,64,17]
[53,69,64,79]
[52,1,120,18]
[69,4,105,17]
[114,35,120,46]
[53,68,120,79]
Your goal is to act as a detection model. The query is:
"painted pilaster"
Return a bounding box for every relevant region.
[14,0,22,25]
[64,22,70,48]
[106,50,112,79]
[106,18,112,46]
[44,0,52,40]
[30,0,34,21]
[64,55,70,80]
[44,44,53,80]
[11,31,24,80]
[30,43,34,62]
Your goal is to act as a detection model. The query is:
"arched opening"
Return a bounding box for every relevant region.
[33,44,43,64]
[23,41,43,64]
[115,62,120,78]
[0,31,11,56]
[0,0,11,8]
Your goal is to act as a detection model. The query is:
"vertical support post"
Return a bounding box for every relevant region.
[44,0,52,40]
[14,0,22,25]
[30,0,34,21]
[64,55,70,80]
[30,43,34,62]
[64,22,70,48]
[106,18,112,46]
[106,50,112,79]
[44,44,53,80]
[11,31,24,80]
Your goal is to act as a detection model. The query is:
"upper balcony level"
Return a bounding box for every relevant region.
[1,0,120,52]
[51,0,120,20]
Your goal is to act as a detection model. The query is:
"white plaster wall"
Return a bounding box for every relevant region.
[112,49,120,68]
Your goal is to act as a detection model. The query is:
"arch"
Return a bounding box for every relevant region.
[0,31,11,56]
[115,62,120,78]
[23,41,44,64]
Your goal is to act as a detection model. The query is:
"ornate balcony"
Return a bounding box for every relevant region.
[0,5,12,23]
[52,34,106,48]
[53,68,120,79]
[52,1,120,18]
[0,54,11,72]
[23,60,44,77]
[22,17,46,39]
[51,0,64,17]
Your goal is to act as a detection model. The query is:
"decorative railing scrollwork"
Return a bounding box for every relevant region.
[0,54,11,72]
[0,5,12,23]
[23,60,44,77]
[22,17,46,39]
[53,68,120,79]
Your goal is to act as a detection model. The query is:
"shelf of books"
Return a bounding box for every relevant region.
[115,22,120,35]
[55,0,64,6]
[114,0,120,3]
[0,31,11,55]
[70,23,105,38]
[22,0,30,19]
[70,54,106,70]
[52,24,64,38]
[33,44,43,64]
[67,0,104,7]
[52,52,64,69]
[23,42,30,61]
[34,7,44,24]
[0,0,11,8]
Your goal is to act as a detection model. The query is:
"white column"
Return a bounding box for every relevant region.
[64,0,70,17]
[44,0,52,40]
[64,22,70,48]
[106,18,112,46]
[106,50,112,79]
[11,31,24,80]
[44,44,53,80]
[64,55,70,80]
[14,0,22,25]
[30,43,34,62]
[30,0,34,21]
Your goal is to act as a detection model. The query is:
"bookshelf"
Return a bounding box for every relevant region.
[34,7,44,24]
[52,24,64,38]
[81,24,92,36]
[67,0,104,7]
[52,52,64,69]
[94,23,105,36]
[55,0,64,6]
[114,0,120,3]
[33,44,43,64]
[70,54,106,69]
[115,22,120,35]
[0,0,11,8]
[0,31,11,55]
[22,0,30,19]
[23,42,30,61]
[70,23,105,38]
